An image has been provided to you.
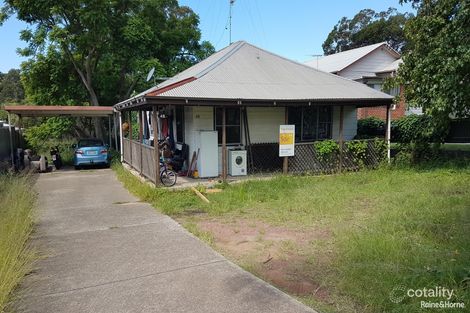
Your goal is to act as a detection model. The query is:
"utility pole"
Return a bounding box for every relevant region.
[229,0,235,44]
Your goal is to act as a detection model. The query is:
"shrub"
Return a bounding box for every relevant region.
[24,117,76,164]
[391,114,448,163]
[346,140,369,168]
[356,117,385,139]
[314,140,339,162]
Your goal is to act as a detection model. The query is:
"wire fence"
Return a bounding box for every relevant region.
[247,139,386,175]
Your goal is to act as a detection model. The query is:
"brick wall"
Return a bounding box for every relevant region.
[357,86,406,120]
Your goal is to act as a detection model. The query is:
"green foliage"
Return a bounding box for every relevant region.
[2,0,214,104]
[314,139,339,161]
[21,51,87,105]
[396,0,470,130]
[0,69,24,104]
[1,0,215,136]
[373,138,388,161]
[356,117,385,139]
[391,114,448,163]
[24,117,74,156]
[392,114,447,144]
[0,174,36,311]
[346,140,368,167]
[323,8,413,55]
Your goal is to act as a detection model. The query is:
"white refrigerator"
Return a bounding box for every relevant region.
[195,131,219,178]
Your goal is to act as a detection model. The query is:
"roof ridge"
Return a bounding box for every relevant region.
[192,41,246,79]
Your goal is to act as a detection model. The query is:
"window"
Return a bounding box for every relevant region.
[175,106,184,143]
[388,86,400,97]
[288,106,332,141]
[215,107,241,144]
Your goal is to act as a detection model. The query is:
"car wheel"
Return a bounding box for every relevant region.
[74,165,81,170]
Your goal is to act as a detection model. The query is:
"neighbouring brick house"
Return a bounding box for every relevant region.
[305,43,422,120]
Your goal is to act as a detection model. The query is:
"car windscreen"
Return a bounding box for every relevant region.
[78,139,104,148]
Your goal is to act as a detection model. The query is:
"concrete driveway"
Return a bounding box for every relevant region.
[15,168,316,313]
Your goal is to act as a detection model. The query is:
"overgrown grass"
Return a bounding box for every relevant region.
[113,161,470,313]
[0,174,36,312]
[442,143,470,151]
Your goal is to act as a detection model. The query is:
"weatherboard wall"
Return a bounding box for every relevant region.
[338,47,398,80]
[182,106,357,175]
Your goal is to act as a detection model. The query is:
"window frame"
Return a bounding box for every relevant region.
[288,106,333,142]
[214,107,242,146]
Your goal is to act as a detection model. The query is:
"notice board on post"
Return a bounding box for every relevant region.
[279,125,295,157]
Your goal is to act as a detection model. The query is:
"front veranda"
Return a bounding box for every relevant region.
[117,102,391,187]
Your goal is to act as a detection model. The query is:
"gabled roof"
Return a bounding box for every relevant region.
[376,58,403,73]
[116,41,393,109]
[304,42,401,73]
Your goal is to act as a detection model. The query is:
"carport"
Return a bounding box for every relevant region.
[3,105,115,168]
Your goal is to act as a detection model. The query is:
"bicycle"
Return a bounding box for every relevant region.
[160,161,177,187]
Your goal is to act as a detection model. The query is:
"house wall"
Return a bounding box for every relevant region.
[183,105,358,175]
[246,107,285,144]
[332,106,357,140]
[338,48,398,80]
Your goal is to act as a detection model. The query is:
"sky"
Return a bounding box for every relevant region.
[0,0,414,73]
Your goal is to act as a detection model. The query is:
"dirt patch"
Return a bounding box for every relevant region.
[194,218,332,299]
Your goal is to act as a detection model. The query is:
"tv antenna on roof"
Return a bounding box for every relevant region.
[229,0,235,44]
[308,54,323,69]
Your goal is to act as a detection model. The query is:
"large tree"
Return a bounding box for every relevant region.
[0,69,24,104]
[0,0,214,138]
[397,0,470,135]
[322,8,413,55]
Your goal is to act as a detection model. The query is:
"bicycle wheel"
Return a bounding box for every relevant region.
[160,169,177,187]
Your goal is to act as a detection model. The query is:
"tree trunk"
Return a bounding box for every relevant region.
[89,95,104,140]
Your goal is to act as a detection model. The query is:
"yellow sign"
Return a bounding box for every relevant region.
[279,125,295,157]
[279,133,294,145]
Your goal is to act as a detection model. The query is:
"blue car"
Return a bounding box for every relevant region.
[73,138,110,169]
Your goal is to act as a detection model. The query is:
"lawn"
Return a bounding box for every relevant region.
[113,162,470,313]
[0,174,36,312]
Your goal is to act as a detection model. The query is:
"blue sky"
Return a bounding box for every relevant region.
[0,0,414,73]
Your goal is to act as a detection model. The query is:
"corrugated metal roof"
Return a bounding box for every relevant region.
[304,42,400,73]
[116,41,393,107]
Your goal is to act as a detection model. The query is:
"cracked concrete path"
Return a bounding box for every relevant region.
[14,168,316,313]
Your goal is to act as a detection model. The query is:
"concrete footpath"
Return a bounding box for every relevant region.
[15,169,316,313]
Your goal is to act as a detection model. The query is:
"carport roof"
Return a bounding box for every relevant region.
[4,105,114,117]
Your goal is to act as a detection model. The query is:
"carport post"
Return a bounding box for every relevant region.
[114,112,119,151]
[7,113,14,168]
[108,115,112,148]
[152,107,161,186]
[119,111,123,162]
[338,105,344,173]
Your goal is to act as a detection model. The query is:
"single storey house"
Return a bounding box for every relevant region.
[304,42,421,120]
[114,41,393,184]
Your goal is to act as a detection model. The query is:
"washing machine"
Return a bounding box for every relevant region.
[228,150,247,176]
